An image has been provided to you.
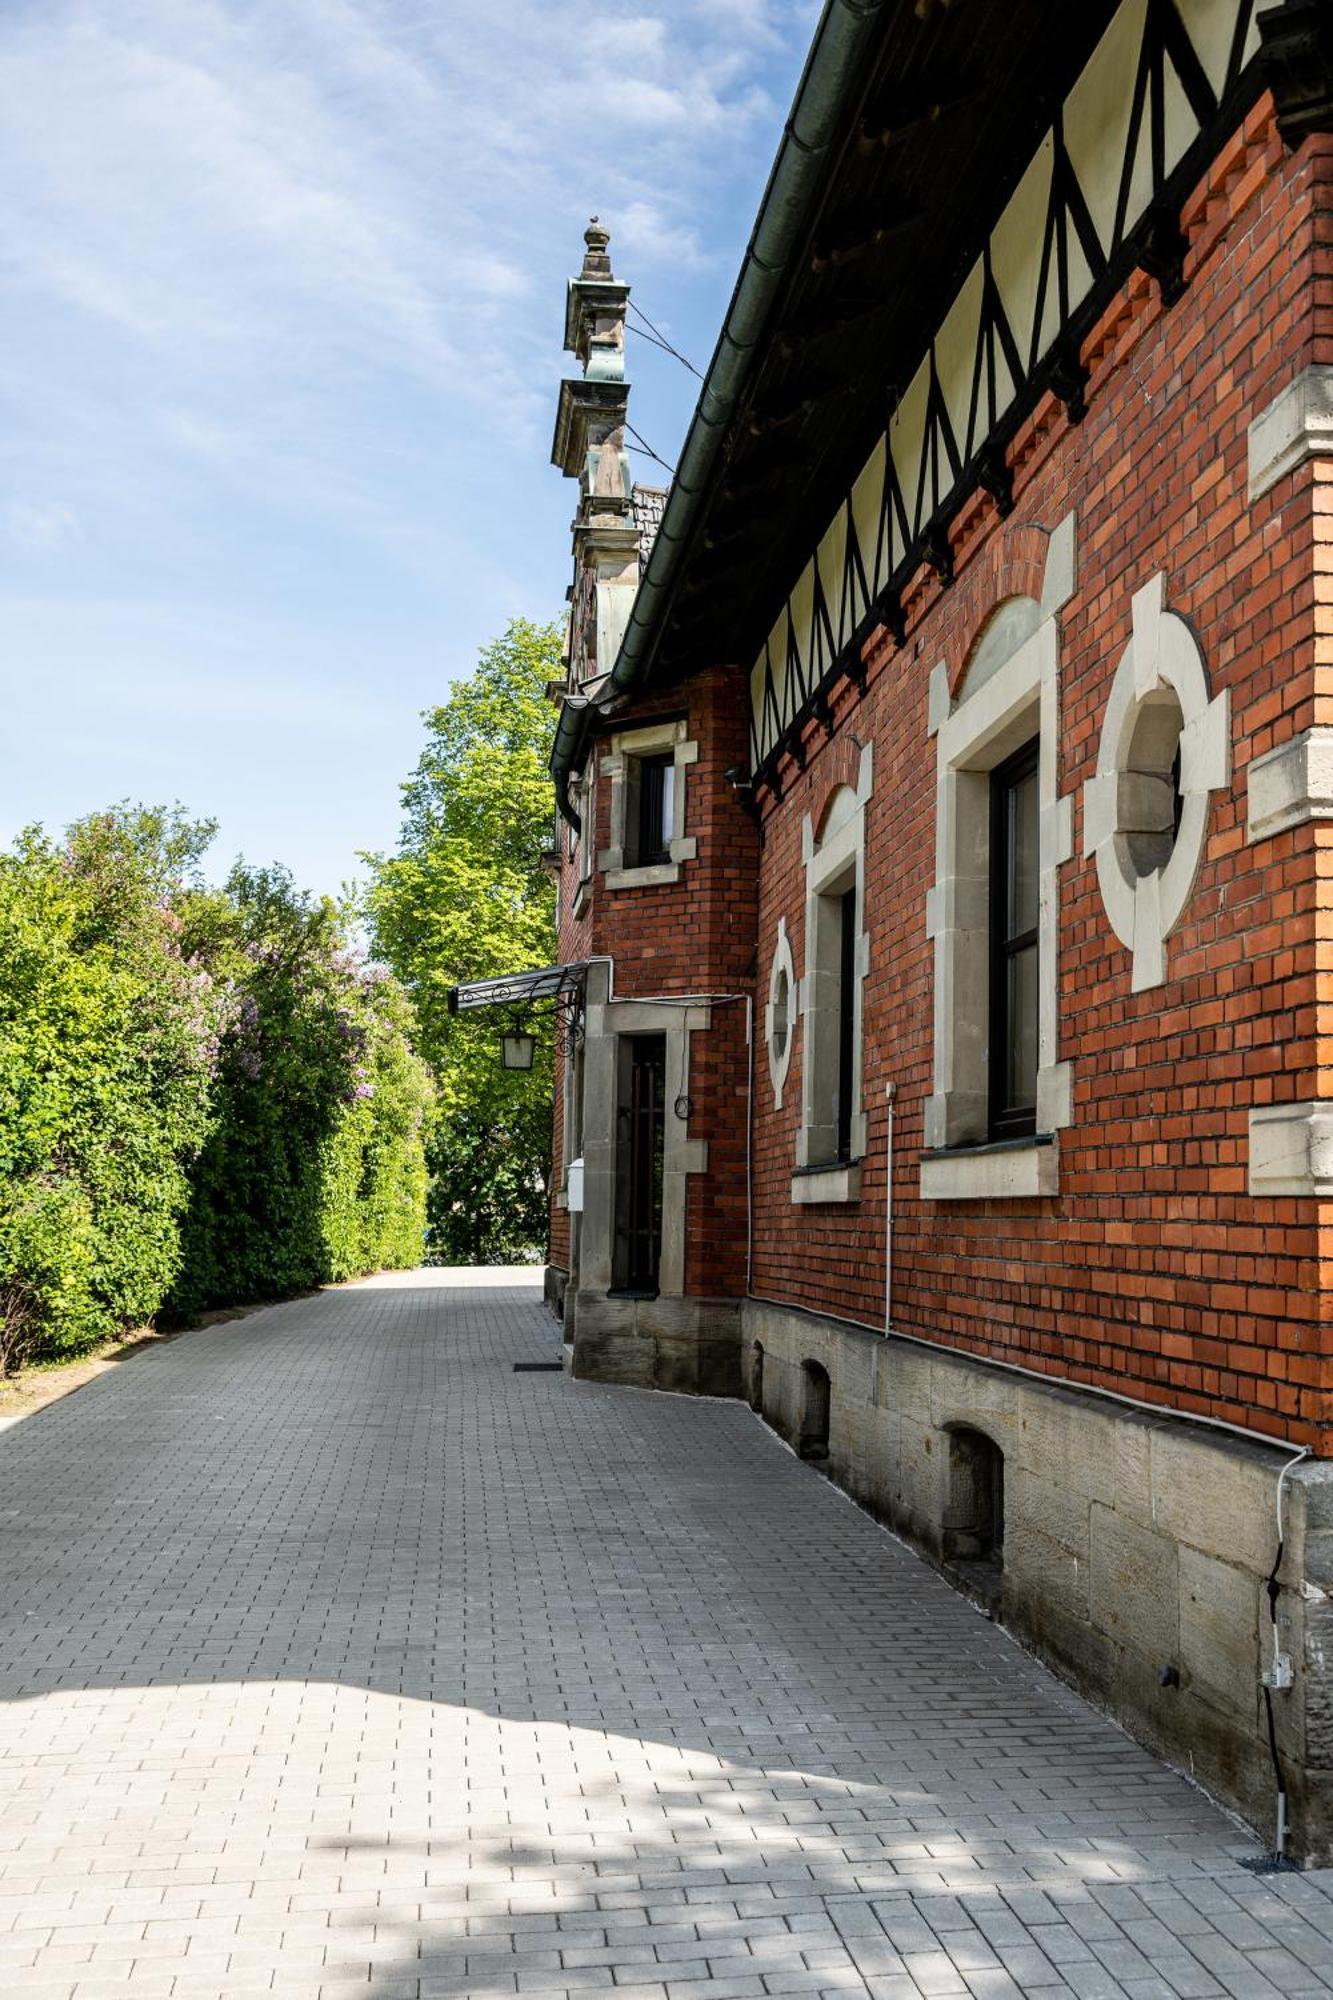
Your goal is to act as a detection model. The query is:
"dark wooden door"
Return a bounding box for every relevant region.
[614,1034,666,1293]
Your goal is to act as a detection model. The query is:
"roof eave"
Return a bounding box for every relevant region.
[550,0,891,822]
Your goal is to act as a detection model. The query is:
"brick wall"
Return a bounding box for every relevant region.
[748,104,1332,1450]
[548,667,758,1293]
[552,104,1333,1453]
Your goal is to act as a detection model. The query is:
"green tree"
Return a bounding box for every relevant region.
[169,866,434,1314]
[0,807,225,1371]
[364,617,560,1262]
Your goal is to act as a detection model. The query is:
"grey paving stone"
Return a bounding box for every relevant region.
[0,1268,1330,1998]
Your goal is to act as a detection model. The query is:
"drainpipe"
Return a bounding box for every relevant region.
[883,1081,896,1332]
[551,0,890,823]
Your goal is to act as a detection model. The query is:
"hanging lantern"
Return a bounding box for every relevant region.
[501,1030,536,1071]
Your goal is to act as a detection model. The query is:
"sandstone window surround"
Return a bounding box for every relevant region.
[1081,573,1229,993]
[793,744,872,1206]
[1245,366,1333,1197]
[921,516,1077,1202]
[765,917,796,1109]
[570,767,595,920]
[574,963,709,1300]
[598,719,698,890]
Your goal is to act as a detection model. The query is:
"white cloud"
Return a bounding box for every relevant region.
[0,0,817,892]
[7,502,82,552]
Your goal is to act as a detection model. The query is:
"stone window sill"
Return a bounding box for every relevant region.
[790,1160,862,1205]
[920,1133,1057,1201]
[605,861,682,891]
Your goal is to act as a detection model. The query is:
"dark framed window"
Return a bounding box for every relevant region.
[626,752,674,867]
[989,739,1039,1141]
[613,1034,665,1294]
[835,885,857,1162]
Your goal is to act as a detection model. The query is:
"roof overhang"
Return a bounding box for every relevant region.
[549,0,1133,820]
[447,962,590,1016]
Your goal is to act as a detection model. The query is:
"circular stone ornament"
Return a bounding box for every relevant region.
[1081,573,1230,992]
[766,917,797,1108]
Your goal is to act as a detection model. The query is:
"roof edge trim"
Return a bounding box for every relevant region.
[551,0,890,821]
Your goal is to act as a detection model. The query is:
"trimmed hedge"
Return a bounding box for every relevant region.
[0,812,433,1372]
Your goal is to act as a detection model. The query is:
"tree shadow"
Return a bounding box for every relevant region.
[0,1273,1288,1999]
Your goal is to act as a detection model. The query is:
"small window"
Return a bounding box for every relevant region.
[626,752,674,868]
[749,1341,764,1413]
[1121,687,1185,879]
[989,740,1039,1141]
[771,970,790,1063]
[806,868,859,1167]
[800,1360,831,1461]
[944,1427,1004,1566]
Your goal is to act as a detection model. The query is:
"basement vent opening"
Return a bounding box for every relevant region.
[945,1426,1004,1565]
[513,1361,564,1373]
[800,1359,831,1461]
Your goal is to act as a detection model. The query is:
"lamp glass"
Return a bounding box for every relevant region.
[501,1032,536,1071]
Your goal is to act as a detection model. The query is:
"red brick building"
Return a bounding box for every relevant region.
[454,1,1333,1858]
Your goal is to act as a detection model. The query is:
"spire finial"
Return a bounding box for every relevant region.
[581,216,613,279]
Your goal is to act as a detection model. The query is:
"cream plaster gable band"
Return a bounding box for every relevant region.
[1081,574,1229,994]
[1247,365,1333,503]
[748,0,1262,773]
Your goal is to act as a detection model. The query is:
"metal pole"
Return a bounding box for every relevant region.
[883,1081,896,1333]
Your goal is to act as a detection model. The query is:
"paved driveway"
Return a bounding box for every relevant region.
[2,1269,1332,2000]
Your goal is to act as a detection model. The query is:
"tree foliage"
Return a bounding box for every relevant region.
[0,809,224,1371]
[0,807,433,1372]
[364,617,560,1262]
[169,866,434,1315]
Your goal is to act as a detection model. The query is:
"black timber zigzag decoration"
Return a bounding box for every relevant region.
[746,0,1326,792]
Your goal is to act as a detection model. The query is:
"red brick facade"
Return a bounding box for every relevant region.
[552,101,1333,1455]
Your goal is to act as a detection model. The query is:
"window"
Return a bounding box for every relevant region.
[626,751,674,868]
[599,720,697,888]
[989,740,1039,1140]
[803,866,859,1170]
[922,528,1080,1202]
[794,748,872,1203]
[772,973,790,1062]
[613,1033,665,1294]
[836,885,857,1160]
[766,919,796,1108]
[1083,572,1229,992]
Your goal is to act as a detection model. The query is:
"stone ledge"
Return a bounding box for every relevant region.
[920,1136,1058,1201]
[1248,1100,1333,1196]
[1247,728,1333,842]
[1247,364,1333,501]
[604,860,682,891]
[791,1161,862,1205]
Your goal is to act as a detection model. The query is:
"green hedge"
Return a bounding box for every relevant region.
[0,812,433,1372]
[170,865,433,1314]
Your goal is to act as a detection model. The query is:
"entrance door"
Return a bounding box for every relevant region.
[613,1033,666,1293]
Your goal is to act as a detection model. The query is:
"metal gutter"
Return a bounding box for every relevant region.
[551,0,891,822]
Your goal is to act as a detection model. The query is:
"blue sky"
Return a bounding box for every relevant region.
[0,0,819,898]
